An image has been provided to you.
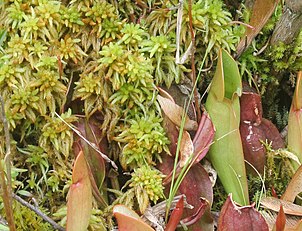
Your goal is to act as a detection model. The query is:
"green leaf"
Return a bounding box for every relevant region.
[205,49,249,205]
[211,49,242,101]
[66,151,92,231]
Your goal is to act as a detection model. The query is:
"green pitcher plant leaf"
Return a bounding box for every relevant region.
[288,71,302,169]
[66,151,92,231]
[205,49,249,205]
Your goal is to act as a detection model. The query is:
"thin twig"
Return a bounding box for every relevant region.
[12,193,65,231]
[0,96,16,231]
[175,0,183,64]
[188,0,201,122]
[175,2,195,65]
[229,20,255,29]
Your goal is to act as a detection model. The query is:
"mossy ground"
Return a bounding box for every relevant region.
[0,0,300,230]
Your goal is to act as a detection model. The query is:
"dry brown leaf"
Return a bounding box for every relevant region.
[179,131,194,167]
[286,219,302,231]
[236,0,279,56]
[157,87,175,102]
[157,95,198,131]
[261,197,302,216]
[261,210,302,230]
[282,165,302,202]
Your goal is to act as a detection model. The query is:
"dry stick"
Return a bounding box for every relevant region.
[0,96,16,231]
[12,193,65,231]
[188,0,201,123]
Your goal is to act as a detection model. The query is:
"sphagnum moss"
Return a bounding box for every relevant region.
[0,0,244,229]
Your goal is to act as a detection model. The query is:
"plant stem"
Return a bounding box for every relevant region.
[0,96,16,231]
[188,0,201,123]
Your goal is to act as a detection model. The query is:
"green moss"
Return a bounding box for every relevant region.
[0,201,52,231]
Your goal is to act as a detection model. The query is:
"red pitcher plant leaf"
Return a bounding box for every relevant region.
[73,117,108,207]
[218,194,269,231]
[158,155,214,230]
[162,111,214,185]
[180,197,211,228]
[192,110,215,164]
[158,87,215,184]
[240,83,284,174]
[176,164,214,231]
[74,117,106,188]
[66,151,92,231]
[165,195,184,231]
[272,205,286,231]
[113,205,154,231]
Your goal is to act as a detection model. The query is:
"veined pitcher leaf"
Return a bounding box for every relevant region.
[67,151,92,231]
[73,117,108,208]
[158,155,214,230]
[205,49,249,205]
[288,71,302,167]
[192,110,215,164]
[218,195,268,231]
[178,164,214,231]
[162,111,214,185]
